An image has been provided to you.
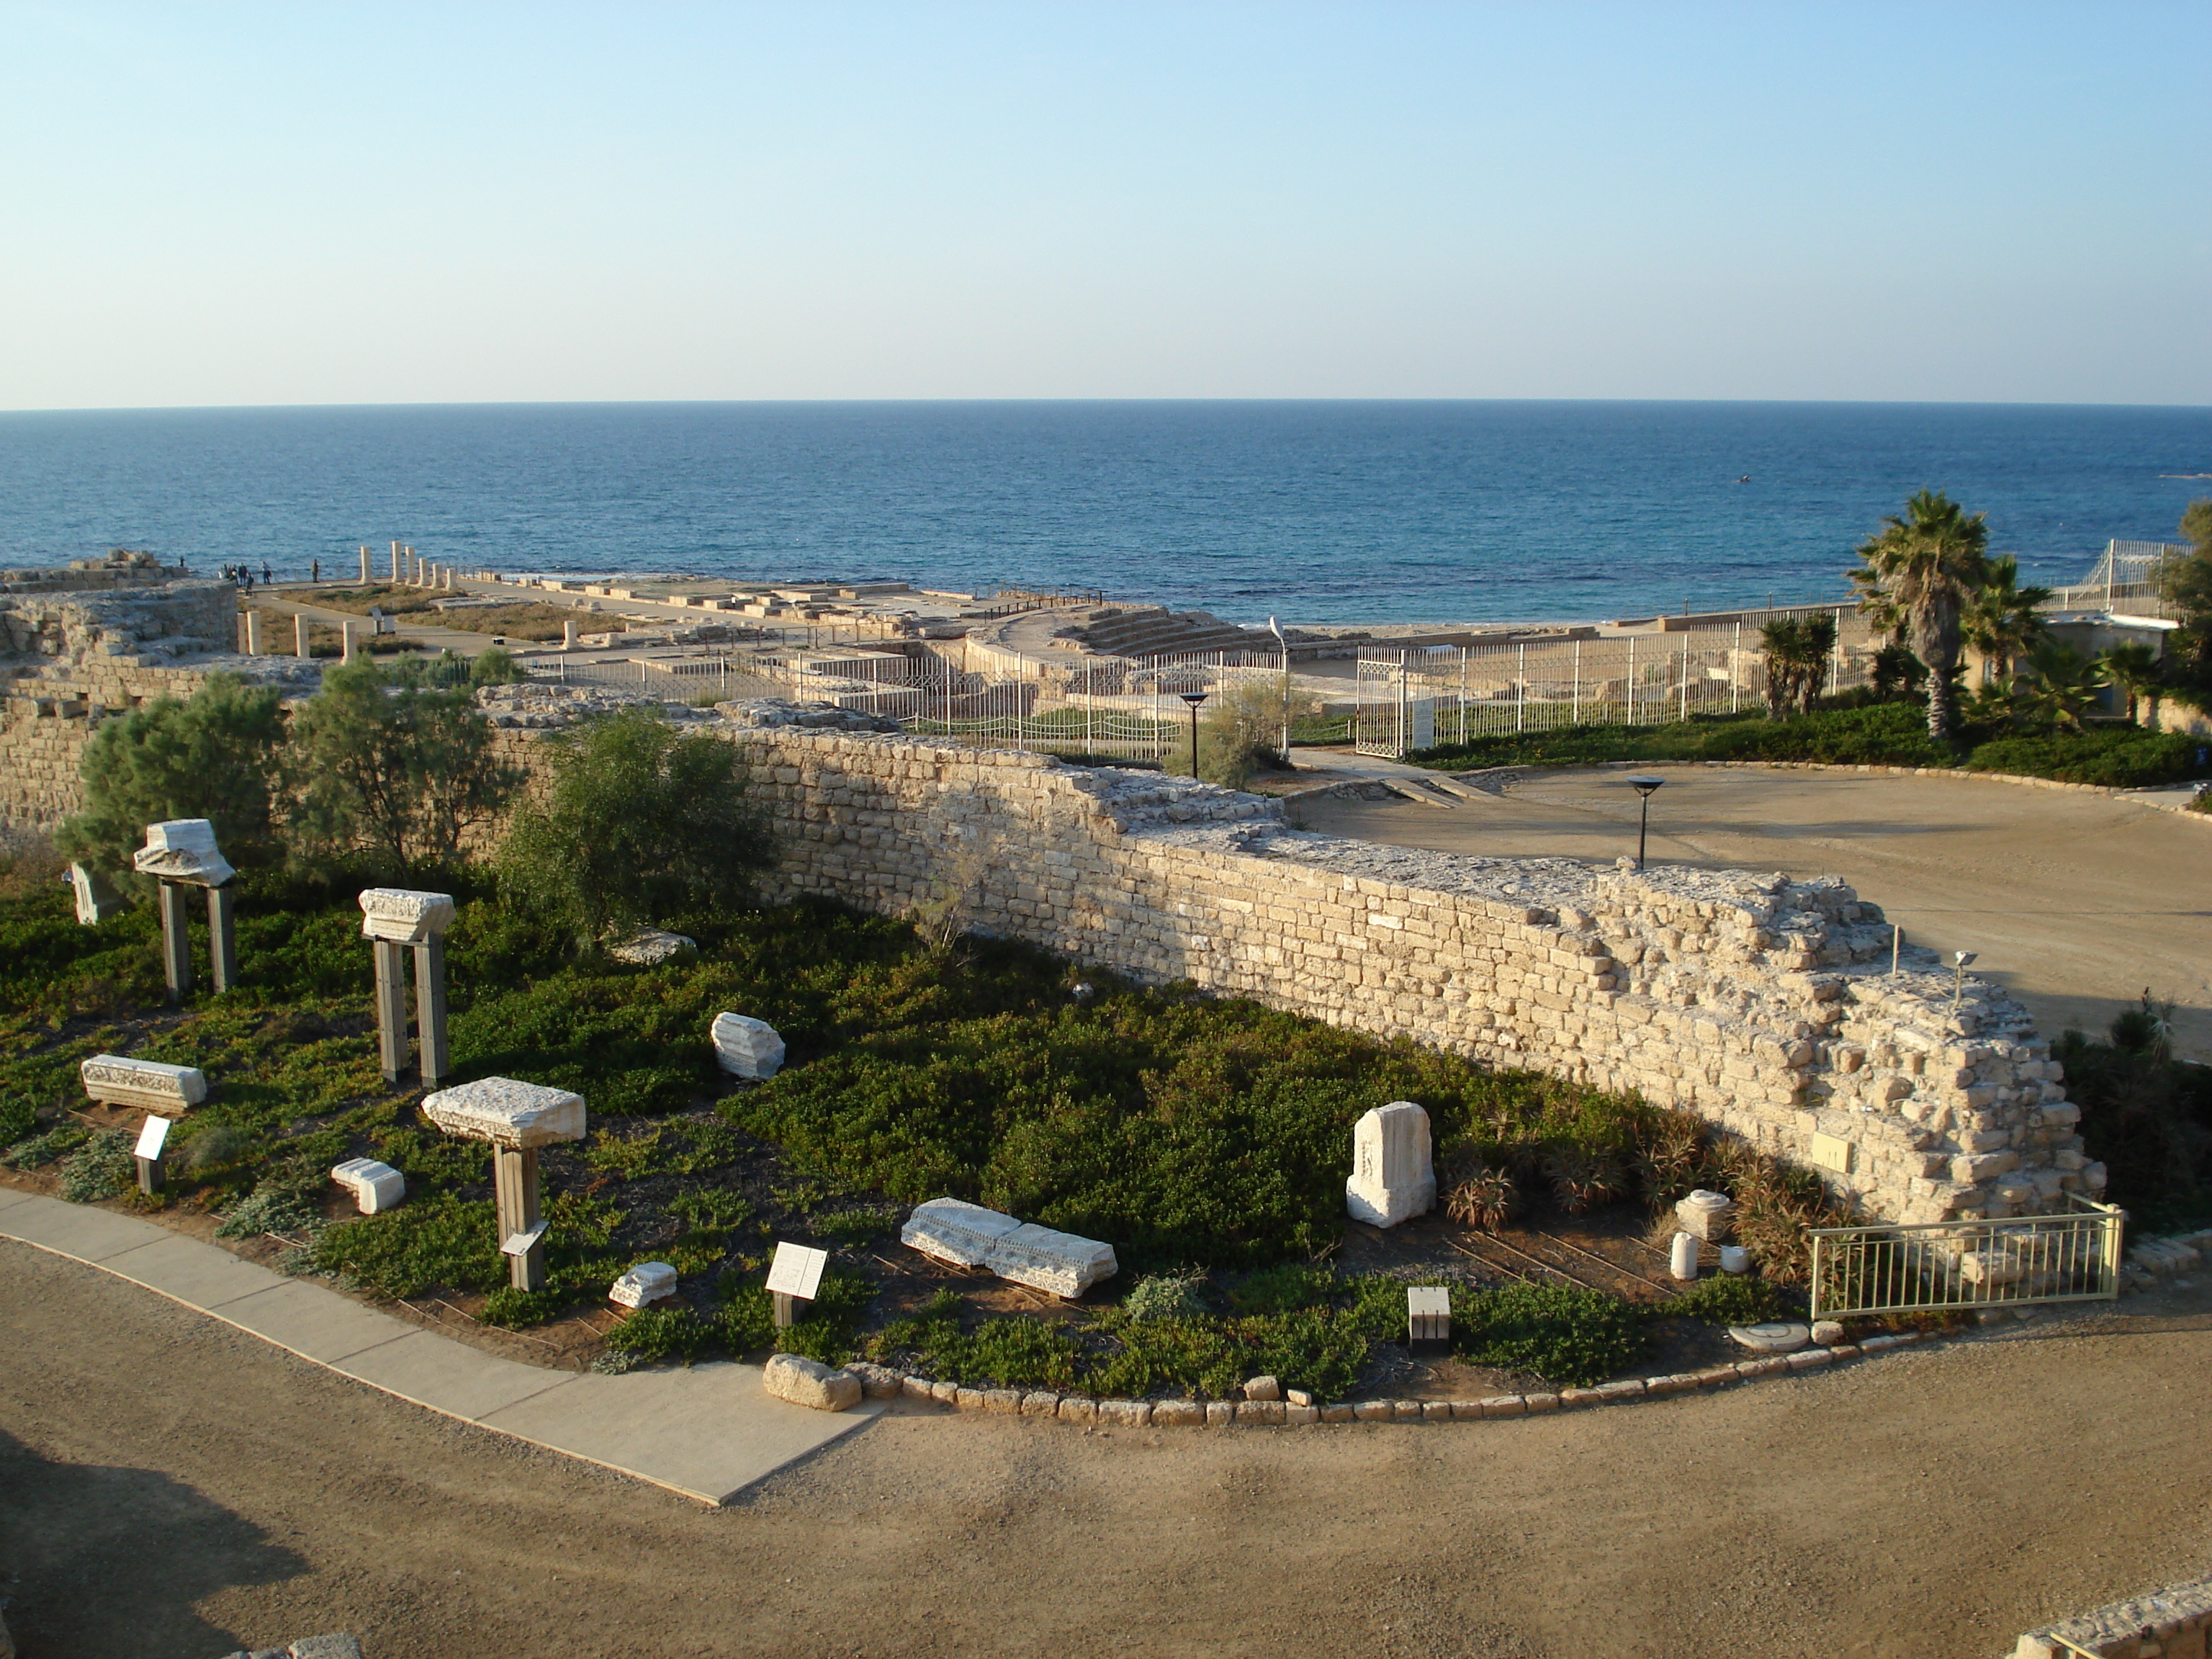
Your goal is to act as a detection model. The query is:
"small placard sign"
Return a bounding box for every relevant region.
[134,1115,173,1160]
[765,1240,830,1302]
[500,1220,549,1257]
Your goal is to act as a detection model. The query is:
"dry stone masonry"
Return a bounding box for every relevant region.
[719,724,2096,1228]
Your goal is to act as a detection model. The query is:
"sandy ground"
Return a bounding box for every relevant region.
[4,1242,2210,1659]
[1292,766,2212,1062]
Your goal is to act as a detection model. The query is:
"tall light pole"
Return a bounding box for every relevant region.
[1627,775,1664,869]
[1950,949,1977,1026]
[1179,691,1208,780]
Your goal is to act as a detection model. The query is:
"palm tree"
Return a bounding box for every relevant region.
[1962,555,2052,688]
[2015,641,2109,733]
[1851,490,1991,741]
[2100,641,2164,727]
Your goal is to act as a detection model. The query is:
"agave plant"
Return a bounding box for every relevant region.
[1542,1146,1628,1215]
[1444,1166,1519,1233]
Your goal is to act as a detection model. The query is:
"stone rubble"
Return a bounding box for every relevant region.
[609,1262,678,1308]
[763,1352,862,1412]
[609,929,696,966]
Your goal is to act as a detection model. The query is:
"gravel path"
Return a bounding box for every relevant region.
[5,1241,2208,1659]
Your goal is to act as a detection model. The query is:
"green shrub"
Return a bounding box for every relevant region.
[57,1129,135,1203]
[1451,1282,1644,1388]
[1964,729,2212,788]
[311,1195,501,1297]
[809,1205,898,1245]
[1123,1272,1210,1321]
[215,1182,321,1240]
[3,1124,87,1169]
[478,1286,565,1328]
[1665,1273,1786,1326]
[0,1093,34,1147]
[495,706,774,950]
[603,1305,713,1366]
[178,1122,258,1174]
[54,674,289,882]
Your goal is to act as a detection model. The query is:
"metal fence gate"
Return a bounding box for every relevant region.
[1806,1195,2123,1321]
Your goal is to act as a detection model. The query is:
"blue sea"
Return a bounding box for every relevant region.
[1,401,2206,626]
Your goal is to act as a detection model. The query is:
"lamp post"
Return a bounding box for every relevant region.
[1627,775,1664,869]
[1950,949,1978,1026]
[1179,691,1208,780]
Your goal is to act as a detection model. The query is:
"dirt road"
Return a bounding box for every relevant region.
[5,1242,2209,1659]
[1293,765,2212,1061]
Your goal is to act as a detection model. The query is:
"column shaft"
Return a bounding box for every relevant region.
[206,884,238,992]
[158,881,192,999]
[494,1146,545,1291]
[372,938,411,1082]
[413,938,449,1083]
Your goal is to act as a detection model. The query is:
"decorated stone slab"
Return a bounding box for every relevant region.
[132,819,235,887]
[420,1077,587,1148]
[902,1197,1118,1298]
[67,862,125,925]
[331,1157,406,1214]
[81,1053,207,1114]
[357,888,455,944]
[610,1261,678,1308]
[711,1012,786,1079]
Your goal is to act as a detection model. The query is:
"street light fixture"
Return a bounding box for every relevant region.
[1950,949,1978,1025]
[1627,775,1665,869]
[1179,691,1208,780]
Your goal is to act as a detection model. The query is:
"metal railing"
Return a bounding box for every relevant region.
[1806,1195,2123,1321]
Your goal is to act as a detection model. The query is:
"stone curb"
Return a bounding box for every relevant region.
[849,1328,1933,1428]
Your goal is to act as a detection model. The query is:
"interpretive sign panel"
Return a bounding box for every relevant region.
[766,1241,830,1302]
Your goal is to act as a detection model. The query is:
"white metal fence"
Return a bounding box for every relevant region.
[1352,608,1879,758]
[1806,1195,2123,1321]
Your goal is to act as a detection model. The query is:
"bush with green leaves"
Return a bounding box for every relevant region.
[1665,1272,1786,1327]
[1123,1271,1210,1322]
[0,1093,34,1148]
[58,1130,136,1204]
[1450,1282,1645,1388]
[496,705,775,950]
[55,673,288,881]
[286,662,523,876]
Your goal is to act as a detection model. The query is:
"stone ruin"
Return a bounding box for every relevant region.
[1345,1101,1437,1228]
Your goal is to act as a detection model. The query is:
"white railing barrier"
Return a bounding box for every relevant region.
[1806,1195,2123,1321]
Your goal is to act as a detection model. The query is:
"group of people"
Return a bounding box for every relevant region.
[222,562,276,590]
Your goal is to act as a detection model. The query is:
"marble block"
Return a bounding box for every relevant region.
[1407,1285,1452,1342]
[610,930,696,966]
[331,1158,406,1214]
[132,819,235,887]
[610,1261,678,1308]
[711,1012,786,1079]
[902,1197,1119,1298]
[421,1077,587,1148]
[357,888,456,943]
[1346,1100,1435,1228]
[80,1053,207,1114]
[68,862,126,925]
[1675,1188,1736,1242]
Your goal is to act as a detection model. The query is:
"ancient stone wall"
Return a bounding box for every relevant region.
[720,724,2096,1228]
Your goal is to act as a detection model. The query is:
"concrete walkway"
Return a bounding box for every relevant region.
[0,1187,877,1504]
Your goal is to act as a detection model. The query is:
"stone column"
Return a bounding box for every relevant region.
[341,619,360,662]
[359,545,372,583]
[157,881,192,999]
[372,938,411,1082]
[243,611,264,655]
[390,540,403,583]
[295,613,312,657]
[421,1079,587,1295]
[359,889,456,1084]
[562,619,580,650]
[441,567,454,590]
[206,884,238,993]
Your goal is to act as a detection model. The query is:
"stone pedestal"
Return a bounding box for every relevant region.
[359,545,372,583]
[422,1076,587,1294]
[244,611,264,655]
[359,889,455,1084]
[1346,1100,1436,1228]
[341,619,360,662]
[295,613,311,657]
[390,541,402,583]
[157,881,192,998]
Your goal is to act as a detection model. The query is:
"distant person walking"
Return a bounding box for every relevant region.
[310,558,320,583]
[261,562,272,586]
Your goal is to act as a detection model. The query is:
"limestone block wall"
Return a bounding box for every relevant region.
[727,726,2096,1228]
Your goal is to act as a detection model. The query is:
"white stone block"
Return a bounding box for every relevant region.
[80,1053,207,1113]
[331,1158,405,1214]
[1728,1321,1809,1354]
[1345,1100,1435,1228]
[1673,1188,1735,1241]
[610,930,696,966]
[609,1261,678,1308]
[1407,1285,1451,1342]
[67,862,125,925]
[421,1077,587,1148]
[711,1012,786,1079]
[356,888,455,943]
[763,1352,860,1412]
[132,819,234,887]
[900,1197,1118,1297]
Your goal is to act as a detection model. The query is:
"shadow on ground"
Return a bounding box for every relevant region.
[0,1427,308,1658]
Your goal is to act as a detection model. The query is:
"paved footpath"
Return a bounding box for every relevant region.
[0,1186,877,1503]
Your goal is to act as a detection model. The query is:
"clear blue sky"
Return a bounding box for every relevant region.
[3,1,2205,409]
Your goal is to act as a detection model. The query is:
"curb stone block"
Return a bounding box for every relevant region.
[1237,1400,1286,1424]
[902,1375,937,1402]
[1020,1390,1061,1416]
[1393,1401,1425,1421]
[1691,1367,1740,1387]
[1320,1405,1357,1424]
[1352,1401,1393,1422]
[1596,1380,1645,1401]
[954,1387,985,1411]
[1153,1400,1203,1426]
[1096,1399,1151,1427]
[1479,1396,1527,1419]
[1058,1396,1097,1424]
[1422,1401,1455,1421]
[1523,1393,1560,1413]
[1786,1349,1835,1370]
[930,1379,958,1404]
[1205,1401,1234,1426]
[1827,1344,1861,1361]
[982,1388,1023,1415]
[1560,1388,1602,1408]
[1285,1403,1320,1425]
